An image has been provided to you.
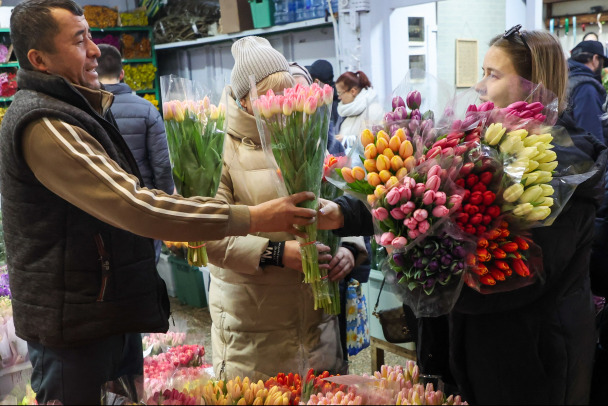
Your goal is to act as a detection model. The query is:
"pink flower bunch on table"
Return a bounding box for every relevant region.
[395,383,468,405]
[307,390,363,405]
[146,388,199,405]
[372,164,463,250]
[143,332,187,355]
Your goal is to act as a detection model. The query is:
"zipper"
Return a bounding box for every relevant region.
[94,234,111,302]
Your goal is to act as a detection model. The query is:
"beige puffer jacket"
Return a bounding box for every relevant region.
[206,87,367,381]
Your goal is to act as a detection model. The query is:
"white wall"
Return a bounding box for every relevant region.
[436,0,507,90]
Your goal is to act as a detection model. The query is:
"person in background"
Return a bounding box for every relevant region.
[289,61,343,155]
[584,32,600,41]
[317,26,607,405]
[204,36,368,381]
[0,2,318,403]
[334,70,384,151]
[97,44,175,264]
[307,59,339,126]
[567,40,608,145]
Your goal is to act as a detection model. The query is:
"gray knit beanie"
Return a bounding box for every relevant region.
[230,36,290,100]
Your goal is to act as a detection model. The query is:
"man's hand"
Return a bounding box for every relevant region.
[328,247,355,281]
[249,192,316,238]
[283,241,332,271]
[317,198,344,230]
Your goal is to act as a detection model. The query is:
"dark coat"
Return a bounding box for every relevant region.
[104,83,174,194]
[451,112,607,404]
[567,59,608,146]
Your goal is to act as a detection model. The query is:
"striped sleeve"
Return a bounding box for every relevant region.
[21,117,250,242]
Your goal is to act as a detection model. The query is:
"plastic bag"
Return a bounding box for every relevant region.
[345,279,370,356]
[160,74,227,267]
[251,79,333,311]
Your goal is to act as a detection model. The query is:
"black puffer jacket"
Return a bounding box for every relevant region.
[451,112,607,404]
[104,83,174,193]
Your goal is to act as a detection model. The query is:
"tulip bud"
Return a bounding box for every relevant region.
[538,161,558,172]
[376,154,391,172]
[539,197,554,207]
[385,176,400,190]
[484,123,506,145]
[422,190,436,205]
[376,130,390,144]
[392,96,406,110]
[503,183,524,202]
[399,140,414,159]
[508,129,528,140]
[518,146,539,160]
[380,232,396,246]
[394,127,407,142]
[526,206,551,221]
[395,167,408,180]
[500,134,525,155]
[374,185,387,198]
[518,185,543,204]
[406,90,422,110]
[340,167,355,183]
[379,170,392,183]
[432,205,450,218]
[539,184,554,196]
[536,149,557,163]
[391,155,404,172]
[530,171,553,185]
[375,137,389,154]
[403,156,416,171]
[352,166,366,181]
[367,172,381,187]
[373,207,389,221]
[384,112,396,123]
[525,159,540,173]
[521,171,540,186]
[383,147,395,160]
[364,159,378,173]
[389,135,402,152]
[367,194,377,206]
[361,129,375,147]
[363,143,377,161]
[513,203,534,216]
[425,175,441,192]
[392,236,408,249]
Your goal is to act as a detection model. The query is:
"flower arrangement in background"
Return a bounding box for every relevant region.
[124,63,156,91]
[0,71,17,98]
[253,83,334,311]
[161,74,226,267]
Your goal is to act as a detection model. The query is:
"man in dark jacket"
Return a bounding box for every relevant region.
[567,40,608,145]
[307,59,340,127]
[97,44,174,263]
[0,1,318,403]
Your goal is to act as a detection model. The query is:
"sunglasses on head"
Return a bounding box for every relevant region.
[503,24,531,53]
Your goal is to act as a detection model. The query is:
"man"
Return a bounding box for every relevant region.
[567,40,608,145]
[306,59,339,126]
[0,1,316,404]
[97,44,174,264]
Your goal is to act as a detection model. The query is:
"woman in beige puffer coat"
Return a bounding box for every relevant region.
[206,37,367,381]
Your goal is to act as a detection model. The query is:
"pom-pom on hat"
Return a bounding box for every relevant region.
[230,36,290,100]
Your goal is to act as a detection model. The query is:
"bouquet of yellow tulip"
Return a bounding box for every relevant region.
[253,83,334,311]
[161,75,226,267]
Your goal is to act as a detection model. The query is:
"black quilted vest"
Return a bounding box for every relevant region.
[0,70,170,347]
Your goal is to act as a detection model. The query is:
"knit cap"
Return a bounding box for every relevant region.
[230,36,290,100]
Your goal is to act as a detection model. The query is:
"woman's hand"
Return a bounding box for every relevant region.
[317,198,345,230]
[283,241,332,272]
[328,247,355,281]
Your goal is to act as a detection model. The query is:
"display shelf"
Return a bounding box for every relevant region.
[136,89,156,94]
[123,58,153,64]
[155,17,331,51]
[0,62,18,68]
[90,26,150,32]
[0,96,13,103]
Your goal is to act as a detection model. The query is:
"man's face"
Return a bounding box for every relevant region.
[39,8,101,90]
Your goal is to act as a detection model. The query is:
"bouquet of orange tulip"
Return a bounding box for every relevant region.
[161,75,226,267]
[253,83,334,311]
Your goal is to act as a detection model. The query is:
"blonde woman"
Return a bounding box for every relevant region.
[206,37,367,380]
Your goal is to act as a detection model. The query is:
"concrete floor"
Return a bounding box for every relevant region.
[168,297,413,377]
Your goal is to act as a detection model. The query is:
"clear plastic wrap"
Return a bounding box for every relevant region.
[160,74,227,267]
[250,80,333,311]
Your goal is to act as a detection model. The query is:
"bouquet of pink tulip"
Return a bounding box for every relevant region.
[161,75,226,267]
[253,83,334,311]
